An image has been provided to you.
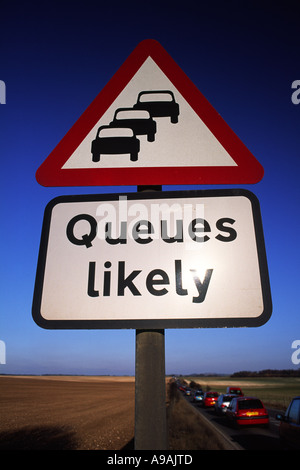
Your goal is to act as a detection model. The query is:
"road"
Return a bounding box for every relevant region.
[186,395,282,450]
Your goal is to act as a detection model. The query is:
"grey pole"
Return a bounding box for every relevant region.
[134,329,168,450]
[134,185,167,450]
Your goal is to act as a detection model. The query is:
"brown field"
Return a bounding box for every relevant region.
[0,375,135,450]
[0,375,229,451]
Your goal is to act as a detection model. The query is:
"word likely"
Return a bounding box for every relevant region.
[87,259,213,303]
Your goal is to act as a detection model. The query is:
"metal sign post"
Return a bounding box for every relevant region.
[135,329,167,450]
[134,185,167,450]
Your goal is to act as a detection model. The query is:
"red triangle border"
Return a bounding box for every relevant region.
[36,39,264,187]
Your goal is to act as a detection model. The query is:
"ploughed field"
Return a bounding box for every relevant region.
[0,376,135,450]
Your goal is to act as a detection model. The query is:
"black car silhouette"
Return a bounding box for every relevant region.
[133,90,179,123]
[110,108,157,142]
[91,125,140,162]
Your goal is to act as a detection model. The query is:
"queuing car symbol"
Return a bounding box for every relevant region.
[110,108,157,142]
[91,125,140,162]
[133,90,180,123]
[91,90,179,163]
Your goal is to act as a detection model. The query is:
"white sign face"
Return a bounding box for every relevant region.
[32,190,272,329]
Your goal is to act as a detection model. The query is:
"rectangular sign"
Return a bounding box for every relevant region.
[32,189,272,329]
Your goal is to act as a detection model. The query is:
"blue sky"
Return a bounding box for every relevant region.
[1,1,299,375]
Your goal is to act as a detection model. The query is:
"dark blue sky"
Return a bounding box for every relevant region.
[1,1,299,374]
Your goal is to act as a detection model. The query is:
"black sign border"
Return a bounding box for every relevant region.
[32,189,272,329]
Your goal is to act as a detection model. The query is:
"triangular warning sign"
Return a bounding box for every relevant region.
[36,39,264,187]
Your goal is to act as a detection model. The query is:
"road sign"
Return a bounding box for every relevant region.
[32,189,272,329]
[35,40,264,187]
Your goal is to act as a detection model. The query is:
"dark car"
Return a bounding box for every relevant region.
[276,396,300,449]
[110,108,156,142]
[192,390,204,405]
[214,394,235,415]
[133,90,179,123]
[91,125,140,162]
[226,397,269,428]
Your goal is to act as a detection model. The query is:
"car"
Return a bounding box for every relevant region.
[91,125,140,162]
[192,390,204,404]
[276,396,300,449]
[226,386,244,396]
[226,397,269,428]
[110,108,157,142]
[214,394,235,415]
[184,388,191,396]
[133,90,179,123]
[178,383,186,392]
[203,391,219,407]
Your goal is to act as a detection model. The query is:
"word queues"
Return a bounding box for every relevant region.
[66,214,237,247]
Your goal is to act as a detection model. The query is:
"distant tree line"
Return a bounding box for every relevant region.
[231,369,300,378]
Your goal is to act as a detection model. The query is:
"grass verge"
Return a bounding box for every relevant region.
[167,381,226,450]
